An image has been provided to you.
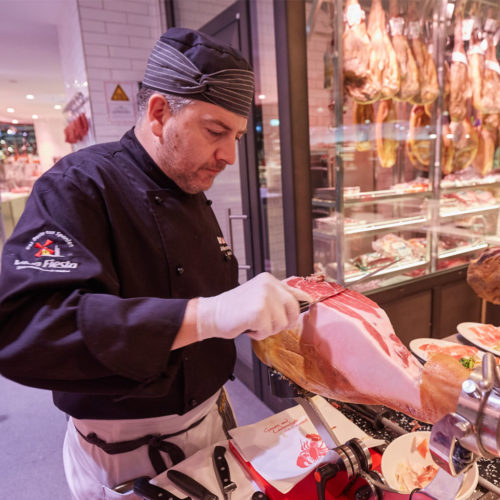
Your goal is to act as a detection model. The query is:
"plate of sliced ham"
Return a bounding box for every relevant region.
[381,431,478,498]
[409,338,487,369]
[456,322,500,357]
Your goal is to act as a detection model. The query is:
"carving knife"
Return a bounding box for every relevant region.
[132,476,190,500]
[212,445,237,500]
[167,469,218,500]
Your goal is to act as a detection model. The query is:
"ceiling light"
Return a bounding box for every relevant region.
[32,114,39,120]
[12,119,18,124]
[54,104,62,110]
[26,94,34,100]
[258,94,266,100]
[7,107,15,113]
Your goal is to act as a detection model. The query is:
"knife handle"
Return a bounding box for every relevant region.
[167,469,217,500]
[252,492,270,500]
[213,445,234,490]
[133,476,190,500]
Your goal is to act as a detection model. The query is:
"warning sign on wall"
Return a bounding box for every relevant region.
[104,81,139,123]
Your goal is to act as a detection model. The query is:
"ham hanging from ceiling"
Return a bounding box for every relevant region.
[388,0,419,102]
[481,30,500,115]
[407,104,432,171]
[407,1,439,106]
[366,0,400,100]
[449,4,471,122]
[343,0,381,103]
[449,118,479,171]
[354,102,375,151]
[375,99,398,168]
[253,276,469,424]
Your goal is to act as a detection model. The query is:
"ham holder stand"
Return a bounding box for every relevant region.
[268,351,500,500]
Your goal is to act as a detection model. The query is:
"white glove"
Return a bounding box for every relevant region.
[196,272,313,341]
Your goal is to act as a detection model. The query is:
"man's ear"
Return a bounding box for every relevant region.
[147,94,172,137]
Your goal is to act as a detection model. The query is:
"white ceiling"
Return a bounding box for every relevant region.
[0,0,68,124]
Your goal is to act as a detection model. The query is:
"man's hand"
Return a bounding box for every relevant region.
[196,272,312,341]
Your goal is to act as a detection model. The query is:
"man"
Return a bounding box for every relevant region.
[0,28,309,499]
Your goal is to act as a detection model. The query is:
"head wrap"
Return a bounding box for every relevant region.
[142,27,255,117]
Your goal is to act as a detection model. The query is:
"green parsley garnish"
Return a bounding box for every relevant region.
[459,356,476,369]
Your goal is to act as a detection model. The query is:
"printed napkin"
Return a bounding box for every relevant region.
[230,396,386,493]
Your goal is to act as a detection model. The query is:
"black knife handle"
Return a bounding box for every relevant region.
[167,469,218,500]
[133,476,190,500]
[252,492,270,500]
[213,445,235,492]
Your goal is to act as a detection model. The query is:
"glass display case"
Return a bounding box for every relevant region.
[306,0,500,293]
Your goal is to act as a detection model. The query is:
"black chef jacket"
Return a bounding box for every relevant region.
[0,128,238,419]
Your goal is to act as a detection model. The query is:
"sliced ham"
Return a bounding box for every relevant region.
[343,0,381,103]
[252,276,467,424]
[367,0,400,100]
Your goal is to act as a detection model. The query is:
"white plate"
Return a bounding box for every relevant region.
[409,338,484,365]
[457,322,500,357]
[381,431,478,499]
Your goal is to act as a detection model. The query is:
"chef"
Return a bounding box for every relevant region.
[0,27,310,499]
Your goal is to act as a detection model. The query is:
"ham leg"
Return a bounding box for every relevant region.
[343,0,381,103]
[253,276,468,424]
[449,4,470,123]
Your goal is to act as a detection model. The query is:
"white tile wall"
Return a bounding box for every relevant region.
[75,0,162,143]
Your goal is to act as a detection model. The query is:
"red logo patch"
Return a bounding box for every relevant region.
[34,239,55,257]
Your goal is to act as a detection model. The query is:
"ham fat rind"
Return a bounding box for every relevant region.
[253,276,466,424]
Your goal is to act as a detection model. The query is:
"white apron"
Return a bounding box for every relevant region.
[63,391,229,500]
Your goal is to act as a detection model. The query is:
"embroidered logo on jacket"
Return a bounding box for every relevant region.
[217,236,233,258]
[13,230,79,273]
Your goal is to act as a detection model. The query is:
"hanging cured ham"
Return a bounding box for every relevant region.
[253,276,469,424]
[375,99,398,168]
[467,6,486,113]
[407,1,439,106]
[354,102,374,151]
[449,118,479,171]
[449,4,470,122]
[388,0,419,102]
[407,104,432,171]
[481,32,500,114]
[441,122,455,175]
[343,0,381,103]
[474,123,496,176]
[367,0,400,100]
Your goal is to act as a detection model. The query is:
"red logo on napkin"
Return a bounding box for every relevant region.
[296,434,328,468]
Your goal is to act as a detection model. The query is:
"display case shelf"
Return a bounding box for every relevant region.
[345,258,428,284]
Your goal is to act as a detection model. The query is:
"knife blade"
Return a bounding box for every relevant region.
[298,287,346,313]
[167,469,218,500]
[212,445,237,500]
[133,476,190,500]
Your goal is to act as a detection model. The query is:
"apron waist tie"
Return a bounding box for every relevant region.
[74,414,206,475]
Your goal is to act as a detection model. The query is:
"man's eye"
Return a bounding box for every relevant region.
[208,129,224,137]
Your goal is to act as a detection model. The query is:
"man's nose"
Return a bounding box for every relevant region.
[215,137,237,165]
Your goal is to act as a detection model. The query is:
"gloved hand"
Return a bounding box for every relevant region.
[196,272,313,341]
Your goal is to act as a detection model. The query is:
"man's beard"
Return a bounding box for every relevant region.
[155,140,225,194]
